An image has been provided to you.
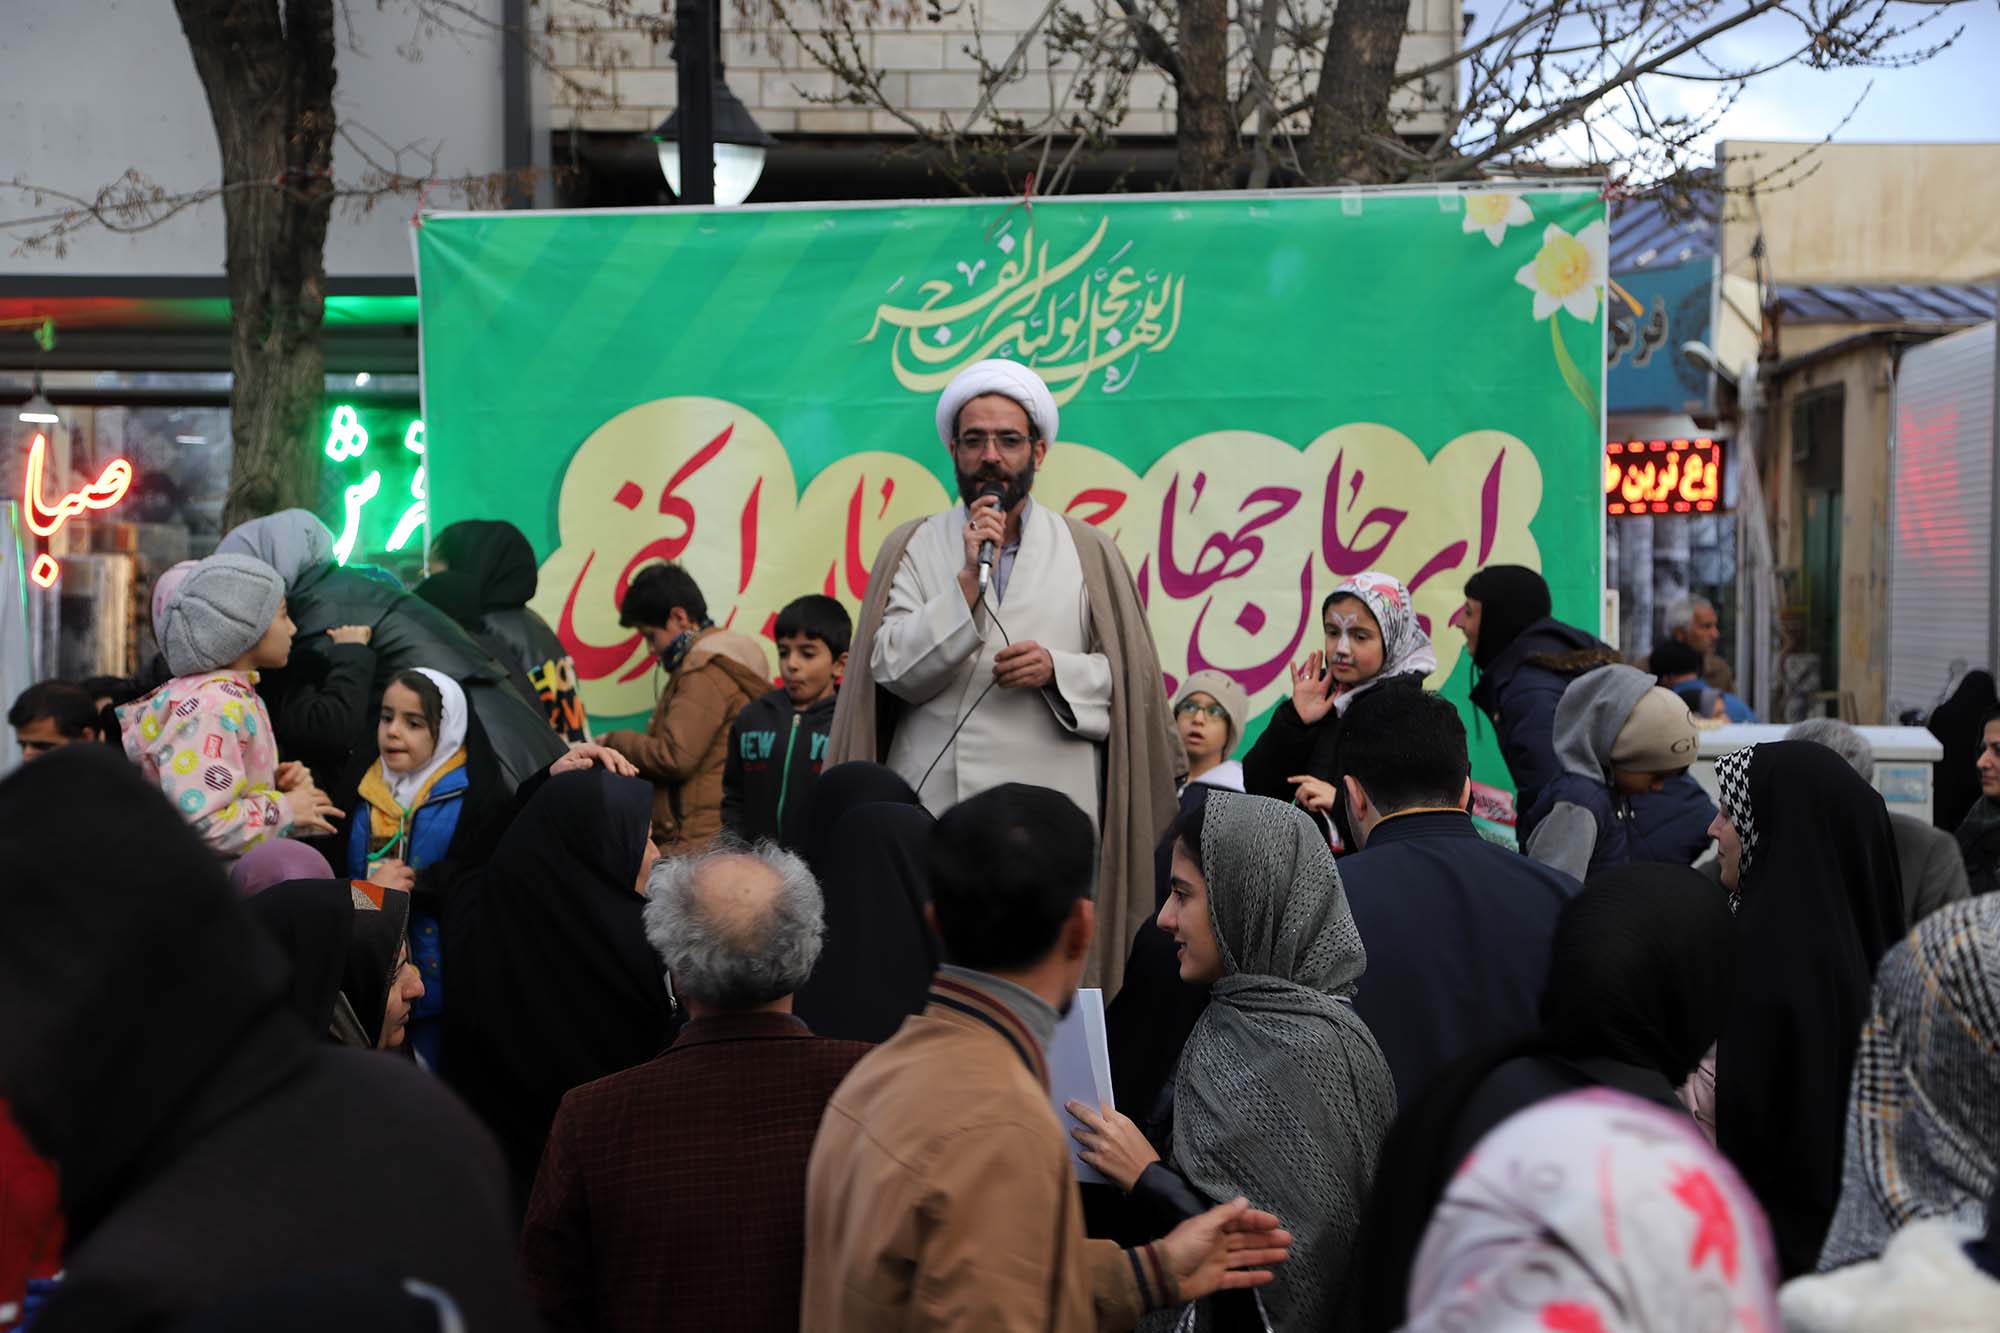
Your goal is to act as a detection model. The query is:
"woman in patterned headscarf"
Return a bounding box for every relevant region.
[1400,1089,1781,1332]
[1817,893,2000,1270]
[1067,791,1397,1330]
[1242,571,1436,851]
[1707,740,1906,1277]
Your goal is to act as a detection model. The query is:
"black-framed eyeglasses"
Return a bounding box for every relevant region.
[955,430,1032,450]
[1175,700,1229,722]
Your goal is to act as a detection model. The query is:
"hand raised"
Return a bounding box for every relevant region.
[961,496,1006,578]
[1290,652,1335,725]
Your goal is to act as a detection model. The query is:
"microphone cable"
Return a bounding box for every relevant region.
[913,577,1013,799]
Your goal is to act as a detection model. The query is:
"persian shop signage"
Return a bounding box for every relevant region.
[22,429,134,587]
[1604,437,1725,516]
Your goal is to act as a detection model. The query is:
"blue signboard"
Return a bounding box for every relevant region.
[1607,257,1714,415]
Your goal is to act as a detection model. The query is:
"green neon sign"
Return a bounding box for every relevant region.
[318,402,424,567]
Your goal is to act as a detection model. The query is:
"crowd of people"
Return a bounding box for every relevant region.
[4,357,1999,1331]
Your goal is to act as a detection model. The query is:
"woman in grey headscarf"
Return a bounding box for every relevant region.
[1068,789,1397,1330]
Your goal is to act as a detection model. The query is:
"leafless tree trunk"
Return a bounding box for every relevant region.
[1301,0,1408,184]
[1173,0,1234,188]
[174,0,337,529]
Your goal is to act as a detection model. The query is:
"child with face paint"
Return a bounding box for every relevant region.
[1242,571,1438,851]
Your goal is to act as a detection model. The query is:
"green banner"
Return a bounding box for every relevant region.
[415,187,1607,797]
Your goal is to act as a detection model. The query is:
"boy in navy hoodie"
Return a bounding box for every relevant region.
[723,595,850,845]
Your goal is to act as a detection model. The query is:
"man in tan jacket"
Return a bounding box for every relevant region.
[602,563,770,855]
[800,784,1290,1331]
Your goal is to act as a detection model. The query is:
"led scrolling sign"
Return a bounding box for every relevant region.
[1604,437,1725,516]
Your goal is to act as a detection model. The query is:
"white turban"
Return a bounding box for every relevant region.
[934,359,1059,448]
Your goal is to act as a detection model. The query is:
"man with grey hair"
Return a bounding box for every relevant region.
[1789,717,1969,926]
[1638,594,1754,716]
[522,841,870,1333]
[1661,595,1720,656]
[1666,594,1740,692]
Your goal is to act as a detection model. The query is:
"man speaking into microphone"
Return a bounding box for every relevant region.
[830,358,1181,992]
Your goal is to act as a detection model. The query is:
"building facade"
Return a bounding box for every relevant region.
[543,0,1465,200]
[1715,140,2000,723]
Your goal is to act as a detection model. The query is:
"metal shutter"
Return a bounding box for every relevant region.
[1888,322,1996,720]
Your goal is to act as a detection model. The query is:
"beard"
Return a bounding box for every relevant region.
[957,459,1037,511]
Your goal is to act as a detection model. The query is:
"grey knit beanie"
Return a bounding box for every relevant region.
[159,554,286,677]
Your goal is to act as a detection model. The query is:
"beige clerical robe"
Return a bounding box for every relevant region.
[871,500,1113,826]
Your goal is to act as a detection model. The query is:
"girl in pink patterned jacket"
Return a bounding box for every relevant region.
[120,553,342,858]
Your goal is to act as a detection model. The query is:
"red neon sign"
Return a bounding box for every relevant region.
[1604,437,1725,517]
[20,431,135,586]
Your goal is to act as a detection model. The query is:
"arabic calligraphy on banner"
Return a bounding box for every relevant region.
[533,397,1544,722]
[865,217,1185,405]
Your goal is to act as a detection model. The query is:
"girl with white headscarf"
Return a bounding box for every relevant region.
[344,666,474,1068]
[1068,790,1397,1330]
[1242,571,1437,850]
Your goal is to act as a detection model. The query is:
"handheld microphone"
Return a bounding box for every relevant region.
[976,480,1006,592]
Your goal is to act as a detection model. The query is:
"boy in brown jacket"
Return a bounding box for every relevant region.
[602,563,771,855]
[800,784,1291,1330]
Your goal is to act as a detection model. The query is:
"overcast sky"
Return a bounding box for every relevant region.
[1677,0,2000,145]
[1473,0,2000,169]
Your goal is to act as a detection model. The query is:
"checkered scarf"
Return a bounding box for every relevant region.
[1818,895,2000,1269]
[1714,746,1759,889]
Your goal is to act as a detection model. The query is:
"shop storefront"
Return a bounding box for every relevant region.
[2,361,420,684]
[1603,209,1741,667]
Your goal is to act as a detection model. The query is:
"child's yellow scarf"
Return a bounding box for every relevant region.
[357,749,467,861]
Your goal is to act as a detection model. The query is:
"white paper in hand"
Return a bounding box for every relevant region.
[1048,988,1116,1183]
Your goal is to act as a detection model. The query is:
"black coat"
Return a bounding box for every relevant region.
[268,560,566,795]
[444,769,677,1205]
[792,797,939,1044]
[1928,670,1998,833]
[1345,860,1737,1333]
[1467,616,1607,836]
[1960,803,2000,898]
[722,688,839,845]
[0,748,535,1333]
[1241,672,1428,850]
[418,519,591,744]
[1339,810,1576,1104]
[1716,742,1906,1277]
[1106,784,1216,1127]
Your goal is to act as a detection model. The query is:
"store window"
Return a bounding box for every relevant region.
[6,371,423,681]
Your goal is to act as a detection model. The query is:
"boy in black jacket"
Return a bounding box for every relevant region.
[723,595,850,845]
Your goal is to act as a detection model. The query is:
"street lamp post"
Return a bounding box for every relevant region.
[654,0,774,208]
